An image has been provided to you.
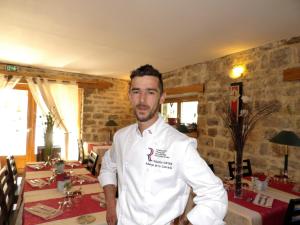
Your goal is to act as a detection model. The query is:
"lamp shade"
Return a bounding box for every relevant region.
[269,130,300,147]
[105,119,118,127]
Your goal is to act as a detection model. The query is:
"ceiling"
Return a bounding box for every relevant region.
[0,0,299,80]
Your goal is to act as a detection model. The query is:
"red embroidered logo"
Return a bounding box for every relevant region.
[147,148,154,161]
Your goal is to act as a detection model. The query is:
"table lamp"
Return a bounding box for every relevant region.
[105,118,118,142]
[269,130,300,177]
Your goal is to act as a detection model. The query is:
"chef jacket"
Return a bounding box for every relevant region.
[99,115,228,225]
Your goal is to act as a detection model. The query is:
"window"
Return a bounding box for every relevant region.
[0,89,28,156]
[161,99,198,137]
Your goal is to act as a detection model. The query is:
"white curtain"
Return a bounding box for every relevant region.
[0,75,22,90]
[27,77,79,160]
[47,81,79,160]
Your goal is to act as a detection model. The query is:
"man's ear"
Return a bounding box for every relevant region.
[160,92,166,104]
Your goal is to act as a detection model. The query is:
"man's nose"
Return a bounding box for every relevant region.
[139,91,146,103]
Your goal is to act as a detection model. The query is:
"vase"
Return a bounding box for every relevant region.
[234,149,243,199]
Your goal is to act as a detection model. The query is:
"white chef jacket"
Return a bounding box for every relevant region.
[99,116,228,225]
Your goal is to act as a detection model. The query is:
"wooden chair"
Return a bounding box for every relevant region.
[6,156,24,199]
[86,151,99,176]
[0,182,8,225]
[284,198,300,225]
[0,166,15,225]
[228,159,252,179]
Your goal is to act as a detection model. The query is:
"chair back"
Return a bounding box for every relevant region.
[228,159,252,179]
[0,166,14,223]
[78,139,88,164]
[0,186,7,225]
[6,156,18,188]
[284,198,300,225]
[87,151,99,176]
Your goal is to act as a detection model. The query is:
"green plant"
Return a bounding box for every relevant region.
[44,112,55,160]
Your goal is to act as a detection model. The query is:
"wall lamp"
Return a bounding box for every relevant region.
[230,65,245,79]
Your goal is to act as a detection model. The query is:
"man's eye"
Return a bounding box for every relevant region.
[148,91,156,95]
[132,90,139,94]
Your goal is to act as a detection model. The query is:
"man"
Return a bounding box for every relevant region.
[99,64,228,225]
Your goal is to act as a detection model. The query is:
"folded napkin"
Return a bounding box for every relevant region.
[91,193,106,207]
[65,162,80,167]
[75,174,97,183]
[27,178,48,188]
[253,193,273,208]
[25,203,63,220]
[27,164,45,170]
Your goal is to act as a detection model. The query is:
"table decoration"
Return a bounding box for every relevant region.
[55,160,65,173]
[252,174,269,191]
[219,94,279,198]
[56,172,71,192]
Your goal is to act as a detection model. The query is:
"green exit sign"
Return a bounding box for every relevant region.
[5,64,18,72]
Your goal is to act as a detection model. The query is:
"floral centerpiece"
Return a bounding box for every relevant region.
[219,96,279,198]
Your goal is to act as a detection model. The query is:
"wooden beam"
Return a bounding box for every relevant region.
[165,95,199,103]
[283,67,300,81]
[0,69,113,89]
[165,84,204,95]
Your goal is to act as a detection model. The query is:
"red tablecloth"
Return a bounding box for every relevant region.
[23,193,106,225]
[228,189,288,225]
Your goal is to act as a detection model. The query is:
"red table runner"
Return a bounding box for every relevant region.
[268,179,300,197]
[24,174,98,192]
[228,189,288,225]
[23,193,106,225]
[26,163,84,172]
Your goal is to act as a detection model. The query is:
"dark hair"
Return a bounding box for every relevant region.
[130,64,164,93]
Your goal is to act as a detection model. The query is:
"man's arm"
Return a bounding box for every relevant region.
[182,143,228,225]
[99,146,118,225]
[103,184,117,225]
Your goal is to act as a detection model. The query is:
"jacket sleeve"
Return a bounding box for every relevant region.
[98,140,118,187]
[182,141,228,225]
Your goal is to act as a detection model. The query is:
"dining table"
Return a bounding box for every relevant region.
[22,161,108,225]
[224,175,300,225]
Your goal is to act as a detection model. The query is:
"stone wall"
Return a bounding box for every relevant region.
[163,36,300,181]
[82,78,135,142]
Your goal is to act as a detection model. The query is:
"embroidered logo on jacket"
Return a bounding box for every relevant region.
[146,147,173,170]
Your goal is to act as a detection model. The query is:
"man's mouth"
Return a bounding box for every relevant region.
[137,104,149,110]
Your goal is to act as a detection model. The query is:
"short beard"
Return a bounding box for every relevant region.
[135,103,160,123]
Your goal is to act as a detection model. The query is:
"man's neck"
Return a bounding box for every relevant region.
[138,113,159,134]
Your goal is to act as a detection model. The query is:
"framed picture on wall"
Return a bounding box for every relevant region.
[230,82,243,119]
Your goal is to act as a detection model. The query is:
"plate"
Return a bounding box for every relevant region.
[77,215,96,224]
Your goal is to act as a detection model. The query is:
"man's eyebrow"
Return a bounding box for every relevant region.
[130,87,159,92]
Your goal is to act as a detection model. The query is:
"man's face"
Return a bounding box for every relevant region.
[129,76,165,123]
